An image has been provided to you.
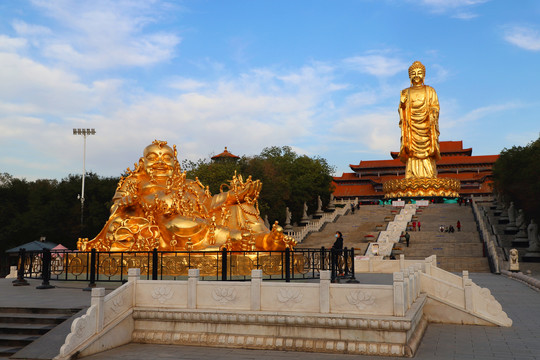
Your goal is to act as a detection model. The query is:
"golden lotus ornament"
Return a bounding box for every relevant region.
[384,61,460,198]
[78,140,296,252]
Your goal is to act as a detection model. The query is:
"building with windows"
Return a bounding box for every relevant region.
[333,141,498,201]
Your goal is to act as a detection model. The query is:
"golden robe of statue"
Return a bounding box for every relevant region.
[398,61,440,178]
[80,140,295,252]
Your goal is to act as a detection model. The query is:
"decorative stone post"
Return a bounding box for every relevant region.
[91,288,105,332]
[462,271,473,311]
[128,268,140,282]
[188,269,199,309]
[399,254,405,271]
[424,258,431,276]
[414,263,422,297]
[408,266,415,303]
[403,268,410,310]
[320,270,330,313]
[393,272,405,317]
[251,269,262,311]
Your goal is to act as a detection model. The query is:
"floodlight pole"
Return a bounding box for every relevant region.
[73,128,96,226]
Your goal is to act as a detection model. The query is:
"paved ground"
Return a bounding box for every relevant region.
[78,273,540,360]
[4,273,535,360]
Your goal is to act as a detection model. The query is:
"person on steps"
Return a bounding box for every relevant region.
[405,232,410,247]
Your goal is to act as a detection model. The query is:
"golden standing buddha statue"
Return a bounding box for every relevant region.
[79,140,296,252]
[383,61,460,198]
[398,61,440,178]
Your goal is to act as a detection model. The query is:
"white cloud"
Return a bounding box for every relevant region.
[407,0,489,18]
[168,78,206,92]
[343,55,407,77]
[331,110,399,153]
[452,12,478,20]
[22,0,182,69]
[503,26,540,51]
[446,102,523,128]
[0,59,355,179]
[12,19,52,36]
[0,52,93,113]
[415,0,489,11]
[0,35,27,51]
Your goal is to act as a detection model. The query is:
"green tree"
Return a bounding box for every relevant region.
[0,173,119,253]
[185,146,335,226]
[493,135,540,224]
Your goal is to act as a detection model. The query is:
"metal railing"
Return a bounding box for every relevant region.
[13,247,359,288]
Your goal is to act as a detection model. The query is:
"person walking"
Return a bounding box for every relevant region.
[332,231,344,250]
[350,203,355,214]
[417,221,421,231]
[405,232,410,247]
[457,220,461,232]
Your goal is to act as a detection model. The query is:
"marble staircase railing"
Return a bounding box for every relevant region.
[289,199,353,243]
[471,198,502,273]
[365,204,417,257]
[55,254,512,360]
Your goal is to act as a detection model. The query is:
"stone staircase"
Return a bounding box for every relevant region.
[298,203,490,273]
[0,307,79,359]
[296,205,391,254]
[402,204,489,272]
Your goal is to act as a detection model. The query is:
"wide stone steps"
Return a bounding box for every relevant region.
[298,203,490,273]
[297,205,392,253]
[0,307,79,359]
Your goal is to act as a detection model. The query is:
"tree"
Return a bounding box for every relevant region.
[0,173,119,253]
[493,135,540,224]
[185,146,335,226]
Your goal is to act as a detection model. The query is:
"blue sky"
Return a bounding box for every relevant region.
[1,0,539,181]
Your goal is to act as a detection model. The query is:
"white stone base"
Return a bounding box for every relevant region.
[132,296,427,357]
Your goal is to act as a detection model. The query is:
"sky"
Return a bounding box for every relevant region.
[1,0,540,182]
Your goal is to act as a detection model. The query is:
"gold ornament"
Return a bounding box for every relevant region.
[80,140,296,252]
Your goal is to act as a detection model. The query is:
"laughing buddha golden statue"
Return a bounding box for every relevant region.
[78,140,296,252]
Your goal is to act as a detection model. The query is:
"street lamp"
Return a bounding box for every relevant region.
[73,128,96,225]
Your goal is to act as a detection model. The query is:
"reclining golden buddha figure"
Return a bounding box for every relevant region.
[79,140,296,252]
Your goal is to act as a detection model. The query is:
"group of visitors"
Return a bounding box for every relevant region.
[458,198,470,206]
[439,220,461,233]
[439,225,455,233]
[409,221,421,231]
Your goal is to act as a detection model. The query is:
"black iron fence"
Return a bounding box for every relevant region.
[12,247,358,287]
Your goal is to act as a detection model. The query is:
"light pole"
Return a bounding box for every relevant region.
[73,128,96,226]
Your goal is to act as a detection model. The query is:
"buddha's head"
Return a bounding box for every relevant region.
[408,61,425,86]
[143,140,175,180]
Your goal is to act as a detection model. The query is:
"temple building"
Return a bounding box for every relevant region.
[211,147,240,162]
[333,141,498,201]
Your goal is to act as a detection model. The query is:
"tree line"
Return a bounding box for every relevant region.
[492,134,540,225]
[0,146,334,254]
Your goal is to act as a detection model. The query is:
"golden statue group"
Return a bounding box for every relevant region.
[383,61,460,198]
[78,140,296,252]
